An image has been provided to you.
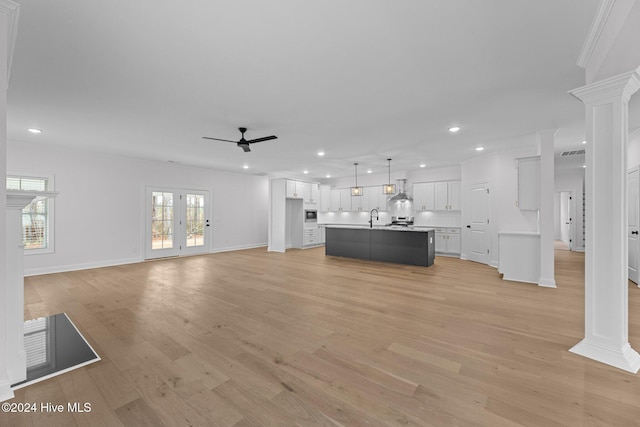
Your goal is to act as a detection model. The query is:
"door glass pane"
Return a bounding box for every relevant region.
[186,193,205,247]
[151,192,174,249]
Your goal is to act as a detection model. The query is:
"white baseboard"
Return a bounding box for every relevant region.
[24,243,269,276]
[210,243,267,254]
[24,257,142,277]
[538,277,557,288]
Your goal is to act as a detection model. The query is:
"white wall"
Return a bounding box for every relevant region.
[461,145,539,267]
[7,142,269,275]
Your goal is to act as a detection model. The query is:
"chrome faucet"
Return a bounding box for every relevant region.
[369,208,379,228]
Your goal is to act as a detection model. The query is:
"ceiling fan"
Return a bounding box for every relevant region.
[202,127,277,152]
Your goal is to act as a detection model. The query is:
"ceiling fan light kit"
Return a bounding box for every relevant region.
[203,127,277,153]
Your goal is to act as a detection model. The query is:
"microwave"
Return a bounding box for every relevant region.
[305,209,318,222]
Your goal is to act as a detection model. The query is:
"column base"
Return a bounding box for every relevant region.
[538,277,557,288]
[0,380,14,402]
[7,349,26,385]
[570,339,640,373]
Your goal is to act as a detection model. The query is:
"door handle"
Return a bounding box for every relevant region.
[206,220,210,227]
[632,231,638,235]
[466,225,471,228]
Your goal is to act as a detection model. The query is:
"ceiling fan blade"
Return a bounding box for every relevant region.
[240,144,251,152]
[202,137,238,143]
[246,135,277,144]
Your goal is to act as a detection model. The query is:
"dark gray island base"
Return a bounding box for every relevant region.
[325,226,435,267]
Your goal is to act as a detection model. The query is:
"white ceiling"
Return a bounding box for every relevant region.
[7,0,612,179]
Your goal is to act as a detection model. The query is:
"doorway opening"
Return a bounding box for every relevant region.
[554,190,574,251]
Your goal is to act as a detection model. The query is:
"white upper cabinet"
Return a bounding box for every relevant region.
[319,185,331,211]
[329,188,351,211]
[413,182,435,211]
[366,187,388,211]
[448,181,461,210]
[286,180,318,204]
[517,156,540,210]
[351,191,365,211]
[285,180,299,198]
[434,181,461,211]
[309,183,319,205]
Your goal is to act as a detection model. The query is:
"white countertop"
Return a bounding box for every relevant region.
[324,225,435,232]
[498,230,540,236]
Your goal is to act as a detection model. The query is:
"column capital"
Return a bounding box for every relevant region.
[0,0,20,84]
[570,67,640,104]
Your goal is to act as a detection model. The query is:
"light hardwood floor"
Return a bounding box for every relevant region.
[3,248,640,426]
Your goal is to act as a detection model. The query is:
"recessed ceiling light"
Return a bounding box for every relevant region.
[419,164,426,168]
[27,128,42,134]
[303,170,309,174]
[475,146,485,151]
[243,165,249,169]
[582,140,587,144]
[367,170,372,174]
[326,174,331,178]
[449,126,461,133]
[317,151,325,157]
[583,165,586,168]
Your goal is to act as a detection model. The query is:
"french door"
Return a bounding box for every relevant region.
[145,187,210,259]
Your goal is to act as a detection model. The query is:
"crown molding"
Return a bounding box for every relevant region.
[569,67,640,104]
[577,0,616,68]
[0,0,21,83]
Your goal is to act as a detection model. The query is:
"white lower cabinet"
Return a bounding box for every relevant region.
[435,228,461,256]
[303,227,320,247]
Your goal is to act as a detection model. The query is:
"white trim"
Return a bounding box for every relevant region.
[210,243,267,254]
[570,339,640,373]
[630,127,640,141]
[570,67,640,104]
[24,245,268,276]
[12,313,101,391]
[0,0,20,83]
[538,278,557,288]
[576,0,616,68]
[0,380,13,402]
[24,257,142,277]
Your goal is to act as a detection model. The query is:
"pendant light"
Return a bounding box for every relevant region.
[383,158,396,194]
[351,162,363,196]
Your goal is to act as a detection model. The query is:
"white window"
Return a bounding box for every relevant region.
[6,175,55,254]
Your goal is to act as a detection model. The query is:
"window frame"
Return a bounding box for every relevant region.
[6,174,55,255]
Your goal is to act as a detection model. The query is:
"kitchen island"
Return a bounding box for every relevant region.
[325,225,435,267]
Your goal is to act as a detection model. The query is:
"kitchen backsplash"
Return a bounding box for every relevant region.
[318,210,461,228]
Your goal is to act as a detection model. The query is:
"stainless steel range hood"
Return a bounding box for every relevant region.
[387,179,414,224]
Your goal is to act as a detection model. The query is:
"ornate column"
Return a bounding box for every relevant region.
[0,0,20,403]
[5,192,36,385]
[4,192,56,392]
[569,67,640,372]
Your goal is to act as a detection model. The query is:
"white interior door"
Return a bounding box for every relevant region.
[145,188,210,259]
[467,181,491,264]
[628,169,639,284]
